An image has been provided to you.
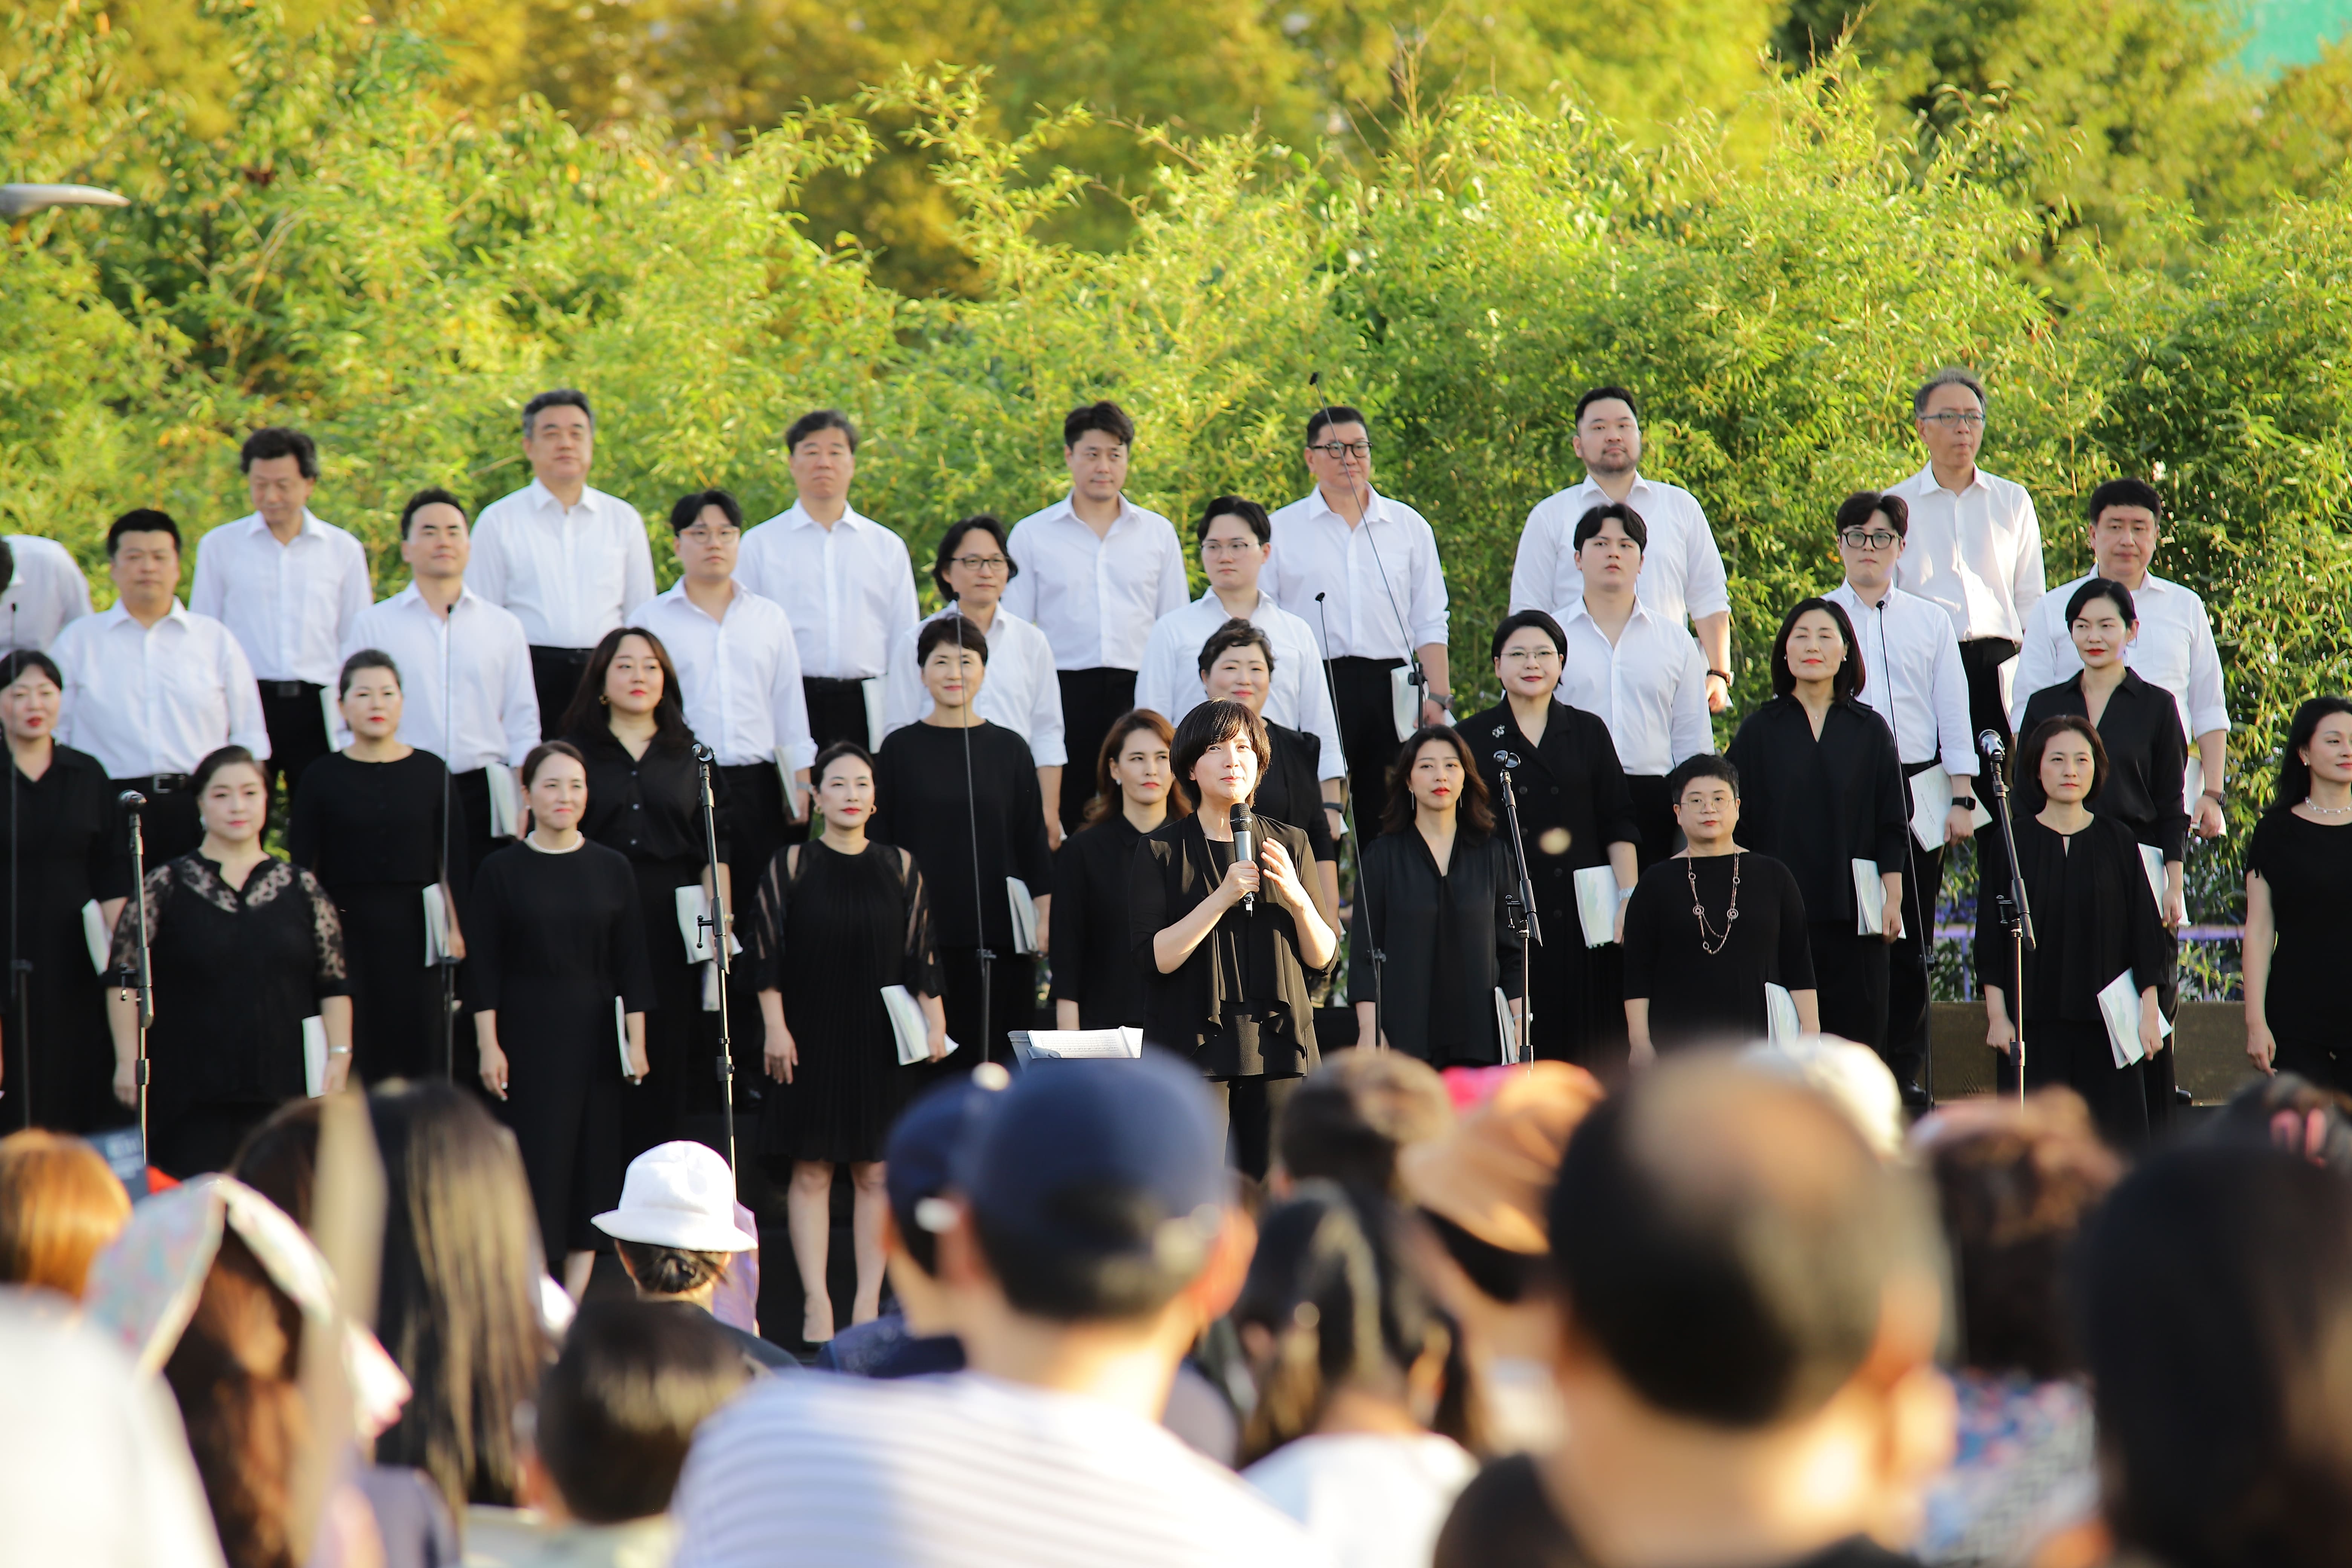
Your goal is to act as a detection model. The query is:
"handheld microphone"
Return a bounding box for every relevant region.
[1977,730,2007,761]
[1230,803,1256,915]
[117,790,147,813]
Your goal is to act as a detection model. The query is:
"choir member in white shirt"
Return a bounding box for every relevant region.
[883,516,1066,844]
[341,488,541,883]
[190,427,373,800]
[1888,367,2046,775]
[2010,477,2229,840]
[1511,385,1735,714]
[1134,496,1344,838]
[737,409,921,752]
[1264,403,1450,831]
[0,534,92,651]
[53,510,271,862]
[1004,402,1189,839]
[1548,502,1713,867]
[469,389,657,738]
[1824,490,1980,1103]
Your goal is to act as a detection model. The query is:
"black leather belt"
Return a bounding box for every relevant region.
[260,680,323,699]
[133,773,191,795]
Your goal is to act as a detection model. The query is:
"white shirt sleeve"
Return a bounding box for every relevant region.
[1682,498,1731,621]
[1508,502,1558,616]
[887,536,923,649]
[1000,524,1039,624]
[882,626,922,740]
[335,537,373,654]
[2185,602,2229,741]
[501,618,541,766]
[1027,634,1068,768]
[1930,616,1978,779]
[1407,518,1450,650]
[187,532,227,622]
[1133,616,1181,724]
[1297,648,1345,783]
[468,514,510,611]
[771,623,816,771]
[621,508,657,622]
[1153,525,1190,620]
[220,631,272,759]
[2007,594,2061,732]
[2011,493,2046,635]
[1668,635,1712,765]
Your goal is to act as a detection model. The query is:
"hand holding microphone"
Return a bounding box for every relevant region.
[1229,804,1257,914]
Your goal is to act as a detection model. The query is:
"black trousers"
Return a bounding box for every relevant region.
[802,676,874,752]
[1331,656,1409,835]
[529,646,595,740]
[1208,1074,1301,1181]
[1809,921,1890,1052]
[258,681,331,804]
[1886,764,1944,1096]
[1055,668,1137,833]
[1625,774,1680,869]
[113,779,202,865]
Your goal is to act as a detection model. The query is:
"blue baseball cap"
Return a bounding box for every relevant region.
[886,1063,1010,1233]
[953,1051,1228,1270]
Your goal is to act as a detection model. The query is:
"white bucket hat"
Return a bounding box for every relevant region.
[592,1141,753,1253]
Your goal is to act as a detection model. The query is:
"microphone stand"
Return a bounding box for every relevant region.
[7,597,28,1132]
[1313,593,1381,1049]
[438,609,459,1082]
[119,791,155,1167]
[1493,756,1543,1067]
[950,610,994,1067]
[691,745,737,1176]
[1978,732,2033,1104]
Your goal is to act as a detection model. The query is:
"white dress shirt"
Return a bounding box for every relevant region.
[0,536,92,651]
[1133,590,1346,782]
[1510,473,1730,632]
[340,583,539,771]
[736,502,921,680]
[469,479,656,650]
[1002,496,1189,671]
[1264,487,1449,660]
[1890,463,2046,643]
[635,583,817,771]
[190,510,373,686]
[881,605,1067,766]
[53,601,270,778]
[1827,582,1978,776]
[1554,597,1712,776]
[2011,570,2229,811]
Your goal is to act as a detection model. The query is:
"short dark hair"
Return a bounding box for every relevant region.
[932,515,1016,600]
[1380,724,1496,836]
[1490,609,1567,663]
[1306,403,1368,447]
[1171,699,1270,801]
[786,408,858,452]
[1575,385,1640,423]
[1834,489,1909,540]
[1769,597,1865,702]
[1276,1050,1453,1196]
[1913,366,1986,416]
[1196,495,1272,547]
[533,1300,745,1525]
[1550,1056,1939,1428]
[1573,502,1647,554]
[812,740,876,790]
[1666,752,1740,801]
[522,388,593,435]
[338,648,400,698]
[2087,477,2163,524]
[562,627,694,751]
[916,613,991,670]
[1063,401,1134,449]
[398,487,467,539]
[613,1238,730,1298]
[239,427,318,479]
[0,649,63,692]
[521,738,586,789]
[2065,576,2137,627]
[2021,713,2110,803]
[191,744,263,797]
[106,508,179,557]
[1197,617,1275,676]
[668,489,742,534]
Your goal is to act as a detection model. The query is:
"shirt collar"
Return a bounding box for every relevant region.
[1300,484,1388,527]
[655,579,739,623]
[781,499,871,534]
[238,509,323,542]
[104,597,188,630]
[1559,593,1655,634]
[525,478,601,518]
[1568,472,1652,505]
[1044,493,1138,531]
[1908,461,1990,498]
[1833,580,1894,613]
[392,579,482,614]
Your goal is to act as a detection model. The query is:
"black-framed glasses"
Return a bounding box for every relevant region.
[1839,529,1900,551]
[1311,440,1371,460]
[949,554,1011,572]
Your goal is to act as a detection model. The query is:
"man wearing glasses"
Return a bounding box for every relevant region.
[1888,367,2046,776]
[1825,490,1978,1105]
[1265,404,1452,831]
[1511,385,1735,714]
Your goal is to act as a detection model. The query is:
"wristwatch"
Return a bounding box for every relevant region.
[2200,788,2225,804]
[1951,795,1977,810]
[1707,669,1732,684]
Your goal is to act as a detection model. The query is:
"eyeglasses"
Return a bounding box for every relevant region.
[1918,410,1985,430]
[1311,441,1372,461]
[679,525,740,543]
[1838,529,1900,551]
[1200,539,1261,556]
[1499,647,1561,664]
[949,554,1011,573]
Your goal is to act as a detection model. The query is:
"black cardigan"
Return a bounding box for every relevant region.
[2015,669,2191,864]
[1049,811,1150,1029]
[1724,696,1909,927]
[1348,827,1523,1066]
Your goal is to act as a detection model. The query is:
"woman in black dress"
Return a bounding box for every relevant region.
[1193,620,1340,921]
[872,614,1052,1069]
[0,650,129,1132]
[1350,726,1523,1067]
[1724,598,1908,1052]
[1461,610,1641,1068]
[564,626,730,1160]
[1052,709,1185,1031]
[1978,715,2166,1144]
[469,740,657,1300]
[1623,753,1817,1060]
[2243,696,2352,1091]
[756,741,944,1343]
[106,746,352,1177]
[288,650,464,1086]
[1133,700,1338,1158]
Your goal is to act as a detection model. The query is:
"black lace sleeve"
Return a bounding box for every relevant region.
[296,867,351,993]
[107,860,176,977]
[751,845,796,993]
[899,848,943,998]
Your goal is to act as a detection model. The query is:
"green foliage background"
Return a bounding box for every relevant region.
[8,0,2352,943]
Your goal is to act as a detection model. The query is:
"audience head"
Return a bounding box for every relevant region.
[1170,698,1267,811]
[193,745,269,848]
[1063,401,1133,504]
[2271,695,2352,815]
[0,1130,131,1300]
[1770,597,1863,701]
[1275,1047,1454,1197]
[2023,713,2108,806]
[526,1299,746,1526]
[1914,1090,2121,1381]
[520,740,589,836]
[1573,386,1642,477]
[1913,367,1987,471]
[398,487,470,582]
[884,1065,1011,1336]
[2075,1144,2352,1568]
[1197,618,1276,715]
[595,1142,752,1310]
[2205,1072,2352,1178]
[1833,490,1909,590]
[1196,496,1273,590]
[230,1097,325,1229]
[932,515,1015,606]
[563,626,689,747]
[1739,1037,1906,1162]
[1383,724,1494,836]
[811,740,877,833]
[521,389,594,485]
[368,1080,550,1514]
[1086,707,1185,827]
[1404,1062,1602,1305]
[1667,752,1741,848]
[0,648,63,748]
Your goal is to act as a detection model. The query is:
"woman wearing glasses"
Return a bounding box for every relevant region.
[1460,610,1641,1069]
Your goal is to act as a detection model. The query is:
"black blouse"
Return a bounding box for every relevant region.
[288,750,466,892]
[2015,670,2190,863]
[1348,827,1523,1066]
[1725,697,1909,926]
[1462,699,1640,923]
[1621,852,1815,1050]
[1975,812,2168,1023]
[1049,811,1153,1029]
[872,721,1054,951]
[572,728,730,867]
